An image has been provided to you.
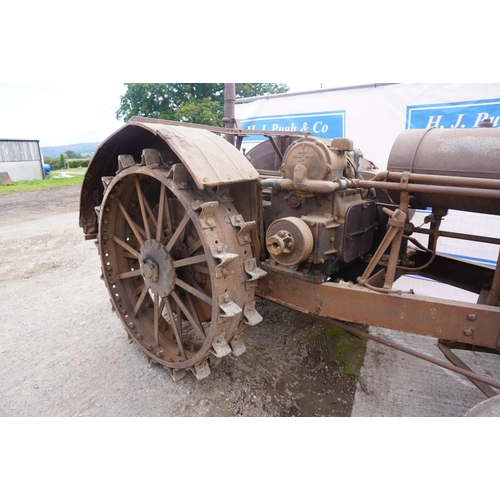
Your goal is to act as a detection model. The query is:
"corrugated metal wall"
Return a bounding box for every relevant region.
[0,139,43,181]
[0,139,41,162]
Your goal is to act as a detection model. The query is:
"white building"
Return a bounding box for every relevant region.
[0,138,44,181]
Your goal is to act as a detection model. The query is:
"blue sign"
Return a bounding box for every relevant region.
[406,98,500,129]
[239,111,345,144]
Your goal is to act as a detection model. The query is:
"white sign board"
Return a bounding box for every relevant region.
[236,83,500,169]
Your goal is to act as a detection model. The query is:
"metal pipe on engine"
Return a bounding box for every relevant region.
[355,179,500,200]
[375,170,500,190]
[259,169,355,194]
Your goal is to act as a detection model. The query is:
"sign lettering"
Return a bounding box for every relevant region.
[239,111,345,147]
[407,98,500,129]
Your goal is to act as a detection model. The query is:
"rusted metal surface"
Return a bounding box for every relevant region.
[80,119,260,238]
[130,117,310,138]
[357,208,406,288]
[437,341,498,398]
[127,119,260,189]
[388,127,500,179]
[256,269,500,350]
[412,226,500,246]
[387,127,500,215]
[487,247,500,306]
[245,135,305,171]
[377,170,500,189]
[416,254,493,295]
[266,217,314,266]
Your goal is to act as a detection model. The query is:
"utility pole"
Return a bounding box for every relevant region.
[223,83,236,145]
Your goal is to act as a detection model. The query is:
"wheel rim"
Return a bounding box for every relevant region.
[98,165,255,377]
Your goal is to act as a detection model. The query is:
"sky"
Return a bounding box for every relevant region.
[0,82,128,147]
[1,3,492,150]
[0,82,356,148]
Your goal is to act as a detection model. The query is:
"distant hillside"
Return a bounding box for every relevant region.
[41,142,101,158]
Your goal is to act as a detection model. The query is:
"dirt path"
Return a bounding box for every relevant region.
[0,186,363,416]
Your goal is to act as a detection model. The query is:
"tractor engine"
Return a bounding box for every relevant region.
[260,137,378,278]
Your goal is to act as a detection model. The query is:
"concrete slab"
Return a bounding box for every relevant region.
[352,327,500,417]
[0,171,13,185]
[464,394,500,416]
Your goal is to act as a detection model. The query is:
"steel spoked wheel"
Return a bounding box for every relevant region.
[98,164,259,380]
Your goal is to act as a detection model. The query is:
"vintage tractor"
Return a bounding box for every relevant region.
[79,103,500,392]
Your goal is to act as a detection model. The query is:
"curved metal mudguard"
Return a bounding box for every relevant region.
[127,118,259,188]
[80,117,259,237]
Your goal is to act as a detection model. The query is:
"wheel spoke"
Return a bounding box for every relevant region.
[166,212,190,253]
[112,235,140,259]
[118,199,145,245]
[163,297,187,359]
[115,269,142,280]
[171,290,207,340]
[185,291,205,336]
[144,198,158,232]
[153,293,162,347]
[174,277,213,306]
[173,254,207,269]
[188,238,203,256]
[192,265,210,275]
[156,184,166,241]
[174,301,182,335]
[132,284,149,317]
[164,189,173,235]
[123,251,139,260]
[135,176,152,240]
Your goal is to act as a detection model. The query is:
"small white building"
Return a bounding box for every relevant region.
[0,139,44,181]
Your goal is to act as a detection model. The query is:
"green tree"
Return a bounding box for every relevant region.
[116,83,289,125]
[59,154,66,169]
[65,150,83,159]
[175,98,224,126]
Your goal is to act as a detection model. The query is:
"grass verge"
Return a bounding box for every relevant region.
[0,169,86,196]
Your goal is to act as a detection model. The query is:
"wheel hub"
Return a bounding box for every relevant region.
[139,239,175,297]
[141,258,159,282]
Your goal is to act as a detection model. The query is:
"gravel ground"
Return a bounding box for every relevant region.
[0,185,364,417]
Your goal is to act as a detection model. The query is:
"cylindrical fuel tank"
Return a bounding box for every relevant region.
[387,127,500,215]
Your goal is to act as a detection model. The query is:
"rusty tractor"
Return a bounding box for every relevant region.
[79,100,500,393]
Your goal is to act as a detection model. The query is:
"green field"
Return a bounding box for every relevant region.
[0,169,87,196]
